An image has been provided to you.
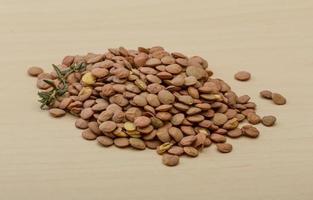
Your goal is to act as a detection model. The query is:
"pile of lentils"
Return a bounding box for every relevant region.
[27,46,287,167]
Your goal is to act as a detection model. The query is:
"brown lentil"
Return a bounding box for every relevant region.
[99,121,117,133]
[82,129,97,140]
[262,115,277,126]
[260,90,272,99]
[75,118,89,129]
[234,71,251,81]
[247,113,261,125]
[168,146,184,156]
[272,93,287,105]
[183,147,199,157]
[97,136,114,147]
[216,143,233,153]
[49,108,66,118]
[134,116,151,128]
[28,66,44,77]
[129,138,146,150]
[227,128,242,138]
[162,154,180,166]
[242,125,260,138]
[114,138,129,148]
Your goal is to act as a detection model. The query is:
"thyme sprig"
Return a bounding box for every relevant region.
[38,63,86,109]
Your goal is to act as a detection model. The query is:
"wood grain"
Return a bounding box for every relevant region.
[0,0,313,199]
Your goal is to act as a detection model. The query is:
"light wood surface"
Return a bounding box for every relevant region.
[1,0,313,199]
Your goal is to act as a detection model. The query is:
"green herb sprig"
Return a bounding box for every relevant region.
[38,63,86,109]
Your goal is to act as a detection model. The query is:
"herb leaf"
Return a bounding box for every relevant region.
[43,79,56,88]
[37,62,86,109]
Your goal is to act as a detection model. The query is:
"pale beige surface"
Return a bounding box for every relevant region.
[1,0,313,199]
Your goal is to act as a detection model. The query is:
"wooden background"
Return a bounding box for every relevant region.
[0,0,313,199]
